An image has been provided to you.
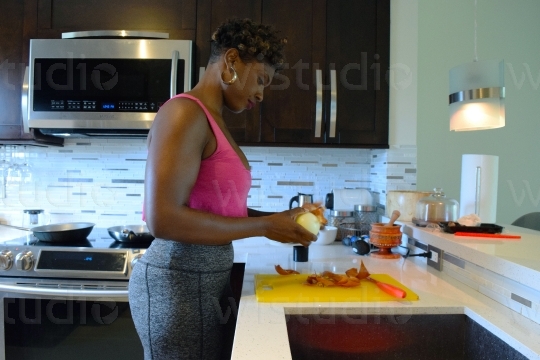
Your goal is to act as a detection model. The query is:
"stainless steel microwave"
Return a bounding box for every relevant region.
[22,38,193,137]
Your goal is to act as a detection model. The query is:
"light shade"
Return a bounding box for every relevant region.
[449,59,505,131]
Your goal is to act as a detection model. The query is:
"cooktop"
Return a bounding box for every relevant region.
[1,228,153,250]
[0,228,152,280]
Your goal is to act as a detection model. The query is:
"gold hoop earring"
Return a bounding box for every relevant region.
[221,64,238,85]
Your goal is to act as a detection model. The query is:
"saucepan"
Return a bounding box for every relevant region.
[108,225,155,243]
[0,222,95,242]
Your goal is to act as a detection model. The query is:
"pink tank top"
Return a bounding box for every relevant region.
[144,94,251,219]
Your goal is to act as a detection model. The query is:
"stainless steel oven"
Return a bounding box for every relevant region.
[0,229,148,360]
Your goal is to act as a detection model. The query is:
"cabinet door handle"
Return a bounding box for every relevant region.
[329,69,337,138]
[21,66,30,133]
[170,50,179,97]
[315,69,323,138]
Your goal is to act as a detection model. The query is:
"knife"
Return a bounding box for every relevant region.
[454,232,521,239]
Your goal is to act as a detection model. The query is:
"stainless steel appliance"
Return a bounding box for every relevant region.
[289,193,313,209]
[22,33,193,138]
[0,228,150,359]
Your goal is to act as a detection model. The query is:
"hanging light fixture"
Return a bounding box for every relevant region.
[449,0,505,131]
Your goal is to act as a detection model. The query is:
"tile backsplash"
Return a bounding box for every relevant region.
[0,140,416,228]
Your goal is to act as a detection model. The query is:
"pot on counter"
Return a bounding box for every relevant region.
[108,225,155,243]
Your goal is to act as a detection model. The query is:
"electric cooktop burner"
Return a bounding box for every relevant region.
[2,228,152,250]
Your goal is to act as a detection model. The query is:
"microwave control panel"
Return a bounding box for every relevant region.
[48,100,162,112]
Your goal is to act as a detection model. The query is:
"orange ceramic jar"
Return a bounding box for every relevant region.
[369,223,402,259]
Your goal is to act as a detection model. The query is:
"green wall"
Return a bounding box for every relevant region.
[416,0,540,224]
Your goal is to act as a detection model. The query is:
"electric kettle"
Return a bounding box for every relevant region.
[289,193,313,209]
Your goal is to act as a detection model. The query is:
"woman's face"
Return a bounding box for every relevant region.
[223,59,276,114]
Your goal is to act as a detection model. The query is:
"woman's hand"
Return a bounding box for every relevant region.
[263,207,318,247]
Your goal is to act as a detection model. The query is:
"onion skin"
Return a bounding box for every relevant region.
[295,212,320,235]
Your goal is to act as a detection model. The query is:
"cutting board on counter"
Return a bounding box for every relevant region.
[255,274,419,303]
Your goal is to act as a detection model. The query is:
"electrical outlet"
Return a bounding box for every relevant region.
[427,245,443,271]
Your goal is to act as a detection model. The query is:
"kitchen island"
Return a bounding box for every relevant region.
[230,233,540,359]
[1,226,538,359]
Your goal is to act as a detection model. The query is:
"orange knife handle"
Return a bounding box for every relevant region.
[375,281,407,298]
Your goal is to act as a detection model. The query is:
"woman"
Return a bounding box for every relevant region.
[129,18,317,360]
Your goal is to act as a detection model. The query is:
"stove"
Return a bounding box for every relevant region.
[0,228,149,358]
[0,228,151,282]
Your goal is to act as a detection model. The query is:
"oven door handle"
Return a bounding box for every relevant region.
[0,283,128,297]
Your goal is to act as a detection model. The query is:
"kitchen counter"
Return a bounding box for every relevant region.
[2,227,539,358]
[402,222,540,291]
[231,237,540,359]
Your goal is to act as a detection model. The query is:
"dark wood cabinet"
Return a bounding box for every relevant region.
[259,0,326,145]
[260,0,389,147]
[0,0,31,141]
[324,0,390,147]
[195,0,263,143]
[0,0,389,148]
[203,0,390,147]
[36,0,196,39]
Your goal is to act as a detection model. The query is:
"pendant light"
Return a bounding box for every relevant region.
[449,0,505,131]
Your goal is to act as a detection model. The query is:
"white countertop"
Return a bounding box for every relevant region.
[402,222,540,292]
[231,237,540,360]
[2,226,539,358]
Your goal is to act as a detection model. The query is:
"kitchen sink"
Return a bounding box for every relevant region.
[286,314,528,360]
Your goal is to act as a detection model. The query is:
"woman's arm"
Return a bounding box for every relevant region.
[144,99,316,246]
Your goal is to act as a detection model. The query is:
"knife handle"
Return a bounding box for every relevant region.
[372,279,407,298]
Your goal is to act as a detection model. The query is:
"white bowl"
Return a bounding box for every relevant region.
[313,226,338,245]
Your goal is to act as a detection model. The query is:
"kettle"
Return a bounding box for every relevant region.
[289,193,313,209]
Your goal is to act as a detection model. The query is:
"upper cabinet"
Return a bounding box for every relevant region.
[196,0,390,148]
[35,0,197,39]
[1,0,389,148]
[195,0,263,143]
[260,0,390,147]
[0,0,31,141]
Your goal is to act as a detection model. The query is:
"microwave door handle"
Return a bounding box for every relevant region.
[21,65,30,133]
[170,50,180,97]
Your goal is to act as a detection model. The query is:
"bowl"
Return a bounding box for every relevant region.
[313,226,338,245]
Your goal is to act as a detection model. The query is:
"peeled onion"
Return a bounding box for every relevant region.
[296,212,320,235]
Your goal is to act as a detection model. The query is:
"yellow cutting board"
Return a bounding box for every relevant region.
[255,274,419,302]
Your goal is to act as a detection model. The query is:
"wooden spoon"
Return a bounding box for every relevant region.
[386,210,400,226]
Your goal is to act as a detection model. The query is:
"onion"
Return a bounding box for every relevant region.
[296,212,320,235]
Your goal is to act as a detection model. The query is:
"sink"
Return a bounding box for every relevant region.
[286,314,528,360]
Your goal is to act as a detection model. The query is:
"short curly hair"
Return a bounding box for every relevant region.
[209,18,287,71]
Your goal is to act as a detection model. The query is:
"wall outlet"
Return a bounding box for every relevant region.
[427,245,443,271]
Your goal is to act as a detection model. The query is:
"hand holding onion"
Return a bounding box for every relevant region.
[294,202,328,235]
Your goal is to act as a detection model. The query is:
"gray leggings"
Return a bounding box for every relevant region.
[129,239,236,360]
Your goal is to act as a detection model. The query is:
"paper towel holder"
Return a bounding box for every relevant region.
[460,154,498,223]
[474,166,481,216]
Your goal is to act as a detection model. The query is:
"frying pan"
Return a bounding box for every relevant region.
[0,222,95,242]
[108,225,154,243]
